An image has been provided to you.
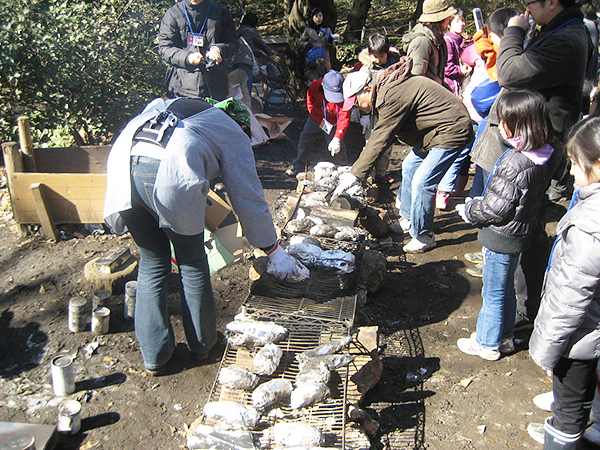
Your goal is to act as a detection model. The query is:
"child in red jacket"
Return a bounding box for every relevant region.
[287,70,350,176]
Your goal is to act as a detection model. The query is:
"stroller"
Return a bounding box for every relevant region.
[253,61,296,112]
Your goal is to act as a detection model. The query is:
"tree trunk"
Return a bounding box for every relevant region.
[343,0,371,42]
[285,0,337,91]
[411,0,425,24]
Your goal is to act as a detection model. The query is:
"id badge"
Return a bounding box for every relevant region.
[188,34,204,47]
[320,119,334,135]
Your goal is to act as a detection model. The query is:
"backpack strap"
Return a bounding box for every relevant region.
[134,98,214,147]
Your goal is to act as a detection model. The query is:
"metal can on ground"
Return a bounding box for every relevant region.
[51,355,75,397]
[124,281,137,320]
[91,307,110,335]
[1,434,36,450]
[68,297,88,332]
[57,399,82,434]
[91,289,111,310]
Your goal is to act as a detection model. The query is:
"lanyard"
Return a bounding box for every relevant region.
[482,147,512,195]
[525,18,580,52]
[184,1,211,36]
[322,100,338,126]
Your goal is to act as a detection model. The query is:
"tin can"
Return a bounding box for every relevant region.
[124,281,137,320]
[51,355,75,397]
[68,297,88,332]
[1,434,36,450]
[91,289,111,310]
[91,307,110,335]
[57,399,82,434]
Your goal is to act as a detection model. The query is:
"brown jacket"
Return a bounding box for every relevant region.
[351,58,473,179]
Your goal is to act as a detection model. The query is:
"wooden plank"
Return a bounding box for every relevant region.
[2,142,30,235]
[33,145,110,174]
[2,141,23,174]
[29,182,59,241]
[18,116,37,172]
[9,173,107,224]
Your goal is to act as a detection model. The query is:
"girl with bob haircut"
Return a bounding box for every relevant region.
[528,116,600,449]
[456,89,557,362]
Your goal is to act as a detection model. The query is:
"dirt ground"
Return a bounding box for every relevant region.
[0,102,595,450]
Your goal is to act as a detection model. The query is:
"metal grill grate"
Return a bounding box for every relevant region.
[243,294,356,326]
[204,245,366,448]
[206,319,352,448]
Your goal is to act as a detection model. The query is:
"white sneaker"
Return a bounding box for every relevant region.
[583,423,600,445]
[464,251,483,264]
[469,332,513,353]
[399,218,411,232]
[403,233,435,253]
[527,422,545,444]
[457,334,500,361]
[395,197,401,211]
[533,391,554,412]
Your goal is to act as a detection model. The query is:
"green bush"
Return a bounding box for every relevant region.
[337,43,360,64]
[0,0,171,147]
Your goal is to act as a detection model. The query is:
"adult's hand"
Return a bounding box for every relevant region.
[508,12,531,31]
[267,243,300,282]
[187,52,204,65]
[206,46,222,64]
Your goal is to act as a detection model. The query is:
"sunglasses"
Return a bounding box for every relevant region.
[525,0,542,6]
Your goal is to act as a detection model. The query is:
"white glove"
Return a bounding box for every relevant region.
[267,243,300,282]
[456,198,474,224]
[334,171,358,193]
[328,137,342,156]
[359,115,371,134]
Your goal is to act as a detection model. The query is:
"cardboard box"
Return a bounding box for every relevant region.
[205,190,232,232]
[171,192,244,275]
[204,223,244,276]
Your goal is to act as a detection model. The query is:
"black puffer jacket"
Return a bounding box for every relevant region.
[158,0,238,100]
[465,147,558,254]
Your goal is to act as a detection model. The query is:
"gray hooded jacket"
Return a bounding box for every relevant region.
[529,183,600,371]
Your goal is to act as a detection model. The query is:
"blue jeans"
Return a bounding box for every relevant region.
[398,146,463,238]
[120,156,217,370]
[437,144,472,192]
[475,247,520,350]
[470,165,488,198]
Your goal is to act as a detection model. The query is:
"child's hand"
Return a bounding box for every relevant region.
[456,198,474,224]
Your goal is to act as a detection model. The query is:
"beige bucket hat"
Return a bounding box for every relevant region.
[418,0,457,23]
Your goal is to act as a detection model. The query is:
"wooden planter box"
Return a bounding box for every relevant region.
[2,140,109,240]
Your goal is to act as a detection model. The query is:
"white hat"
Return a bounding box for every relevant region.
[343,71,373,99]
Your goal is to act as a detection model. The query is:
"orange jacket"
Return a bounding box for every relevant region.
[474,29,499,82]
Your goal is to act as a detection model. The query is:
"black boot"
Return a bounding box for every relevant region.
[544,417,581,450]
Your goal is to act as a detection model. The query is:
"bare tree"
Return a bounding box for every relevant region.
[343,0,371,42]
[411,0,425,24]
